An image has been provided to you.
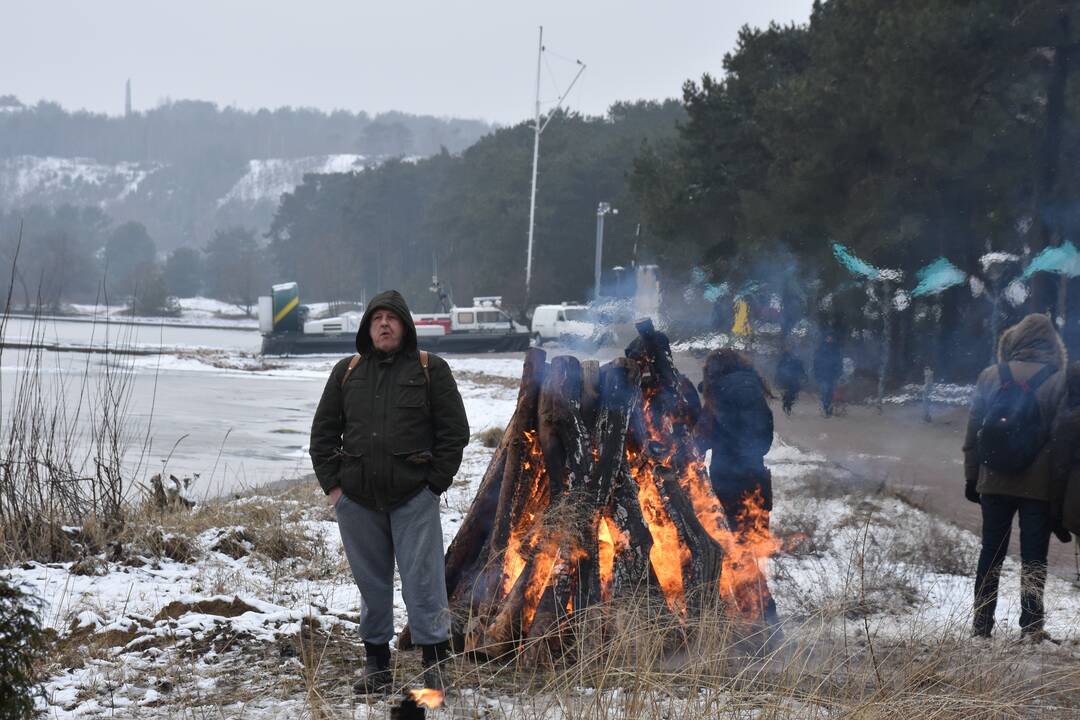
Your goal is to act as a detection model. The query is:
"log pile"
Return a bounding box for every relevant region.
[408,320,777,657]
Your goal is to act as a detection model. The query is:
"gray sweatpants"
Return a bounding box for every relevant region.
[335,488,450,646]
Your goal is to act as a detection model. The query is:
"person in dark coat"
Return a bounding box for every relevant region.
[695,348,778,627]
[774,346,807,416]
[310,289,470,693]
[696,349,775,528]
[1048,362,1080,541]
[813,333,844,417]
[963,313,1067,641]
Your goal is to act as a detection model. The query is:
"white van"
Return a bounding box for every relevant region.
[531,304,596,345]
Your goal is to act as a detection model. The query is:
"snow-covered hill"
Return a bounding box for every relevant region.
[217,154,367,207]
[0,155,161,208]
[0,154,376,247]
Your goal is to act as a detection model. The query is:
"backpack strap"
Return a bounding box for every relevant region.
[419,350,431,385]
[1026,364,1055,392]
[340,354,363,389]
[340,351,428,394]
[998,362,1013,386]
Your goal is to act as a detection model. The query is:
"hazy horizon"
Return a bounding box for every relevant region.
[5,0,813,125]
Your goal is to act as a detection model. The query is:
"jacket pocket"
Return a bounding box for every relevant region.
[397,377,427,408]
[337,453,366,498]
[391,449,429,492]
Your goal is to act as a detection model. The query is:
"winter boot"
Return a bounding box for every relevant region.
[353,641,392,695]
[420,641,451,691]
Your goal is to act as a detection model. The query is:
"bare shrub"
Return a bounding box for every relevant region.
[0,289,147,562]
[474,426,504,448]
[771,508,824,558]
[888,517,975,576]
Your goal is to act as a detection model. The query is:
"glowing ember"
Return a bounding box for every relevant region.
[409,688,445,709]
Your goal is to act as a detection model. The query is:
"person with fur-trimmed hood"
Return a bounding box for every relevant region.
[963,313,1067,641]
[310,290,469,693]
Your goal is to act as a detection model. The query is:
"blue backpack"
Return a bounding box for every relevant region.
[976,363,1054,474]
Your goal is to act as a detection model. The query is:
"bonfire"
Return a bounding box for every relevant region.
[405,320,779,658]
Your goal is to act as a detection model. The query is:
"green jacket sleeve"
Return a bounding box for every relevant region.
[426,357,470,492]
[309,359,349,494]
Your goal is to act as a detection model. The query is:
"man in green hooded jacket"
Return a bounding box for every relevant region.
[310,290,469,693]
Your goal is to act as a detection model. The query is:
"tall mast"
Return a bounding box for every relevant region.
[524,26,543,302]
[523,27,585,305]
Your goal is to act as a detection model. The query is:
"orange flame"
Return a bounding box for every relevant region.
[521,536,562,631]
[502,430,549,595]
[633,465,690,615]
[409,687,445,709]
[635,389,781,622]
[681,457,781,619]
[596,513,620,602]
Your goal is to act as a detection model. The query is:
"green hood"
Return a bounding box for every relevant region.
[356,290,417,355]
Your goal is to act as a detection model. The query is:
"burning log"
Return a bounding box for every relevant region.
[406,322,779,658]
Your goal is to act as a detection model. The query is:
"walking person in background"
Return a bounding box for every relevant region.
[1048,362,1080,556]
[963,313,1066,642]
[813,332,844,417]
[775,345,807,416]
[310,290,470,693]
[695,348,779,627]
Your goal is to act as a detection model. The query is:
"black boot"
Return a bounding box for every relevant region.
[420,641,451,691]
[353,641,392,695]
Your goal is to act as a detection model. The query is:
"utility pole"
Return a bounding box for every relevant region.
[523,27,585,304]
[524,27,543,302]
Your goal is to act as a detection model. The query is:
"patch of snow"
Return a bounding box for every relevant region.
[979,251,1021,272]
[882,383,974,406]
[218,154,367,206]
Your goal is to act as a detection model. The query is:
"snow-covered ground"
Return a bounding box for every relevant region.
[881,382,975,406]
[5,361,1080,718]
[65,297,259,329]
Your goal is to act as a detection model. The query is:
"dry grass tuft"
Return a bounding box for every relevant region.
[474,426,505,449]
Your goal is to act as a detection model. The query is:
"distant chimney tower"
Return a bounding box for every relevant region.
[125,79,132,117]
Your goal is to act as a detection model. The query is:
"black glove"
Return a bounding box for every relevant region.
[1053,526,1073,544]
[965,480,980,505]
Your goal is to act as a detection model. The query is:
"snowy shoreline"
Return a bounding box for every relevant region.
[5,370,1080,716]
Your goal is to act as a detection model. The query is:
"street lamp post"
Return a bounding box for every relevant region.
[594,202,617,301]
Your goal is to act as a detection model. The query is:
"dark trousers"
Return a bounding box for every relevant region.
[819,382,836,416]
[781,389,798,415]
[973,493,1051,635]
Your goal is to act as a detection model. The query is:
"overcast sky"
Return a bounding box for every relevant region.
[5,1,813,124]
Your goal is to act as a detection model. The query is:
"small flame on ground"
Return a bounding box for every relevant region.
[409,688,445,709]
